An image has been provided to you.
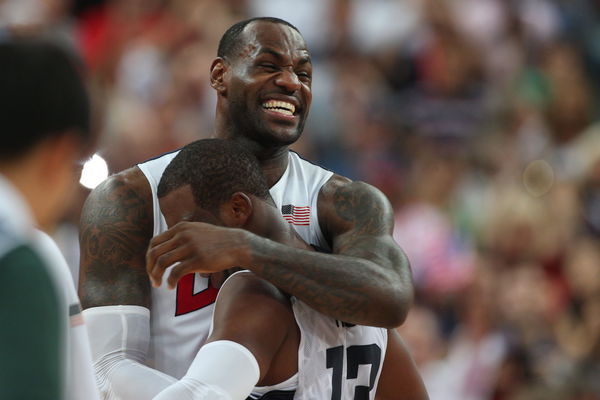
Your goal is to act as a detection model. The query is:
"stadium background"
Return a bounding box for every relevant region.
[2,0,599,398]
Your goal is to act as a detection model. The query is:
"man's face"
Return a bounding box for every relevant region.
[223,21,312,147]
[38,133,88,231]
[159,185,221,228]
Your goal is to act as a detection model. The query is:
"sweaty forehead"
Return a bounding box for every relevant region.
[237,21,309,59]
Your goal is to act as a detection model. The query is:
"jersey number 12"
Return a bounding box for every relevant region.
[326,344,382,400]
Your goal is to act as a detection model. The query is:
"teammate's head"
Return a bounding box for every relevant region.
[210,17,312,152]
[0,38,92,230]
[158,139,273,227]
[0,39,91,162]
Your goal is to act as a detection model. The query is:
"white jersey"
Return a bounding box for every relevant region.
[213,272,387,400]
[34,231,101,400]
[137,150,334,378]
[292,298,387,400]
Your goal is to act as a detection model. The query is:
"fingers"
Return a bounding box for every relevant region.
[146,238,188,288]
[146,222,194,285]
[167,261,200,290]
[148,225,177,248]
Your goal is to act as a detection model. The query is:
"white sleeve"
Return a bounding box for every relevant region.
[153,340,260,400]
[83,305,177,400]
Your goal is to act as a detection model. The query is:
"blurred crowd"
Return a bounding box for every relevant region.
[2,0,600,399]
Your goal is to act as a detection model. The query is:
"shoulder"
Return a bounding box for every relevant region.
[210,271,295,348]
[218,271,291,309]
[319,174,389,205]
[0,243,59,303]
[88,166,151,202]
[318,174,394,236]
[80,166,153,230]
[1,242,44,269]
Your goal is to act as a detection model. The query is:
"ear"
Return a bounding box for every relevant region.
[219,192,253,228]
[210,57,228,95]
[41,132,82,184]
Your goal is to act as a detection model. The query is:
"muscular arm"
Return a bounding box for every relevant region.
[78,167,153,308]
[251,177,413,327]
[147,176,412,328]
[153,272,297,400]
[79,168,180,399]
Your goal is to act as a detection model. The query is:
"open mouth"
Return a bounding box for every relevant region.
[262,100,296,117]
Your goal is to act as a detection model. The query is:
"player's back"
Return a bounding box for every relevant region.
[207,270,388,399]
[291,298,387,400]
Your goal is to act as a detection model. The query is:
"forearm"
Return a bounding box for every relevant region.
[84,306,176,400]
[245,234,413,328]
[101,357,177,399]
[153,341,259,400]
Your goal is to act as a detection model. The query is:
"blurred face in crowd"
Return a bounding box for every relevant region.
[218,21,312,148]
[31,130,91,232]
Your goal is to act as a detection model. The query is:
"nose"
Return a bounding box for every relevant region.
[274,68,301,93]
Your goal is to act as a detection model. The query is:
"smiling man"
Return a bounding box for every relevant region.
[79,17,414,399]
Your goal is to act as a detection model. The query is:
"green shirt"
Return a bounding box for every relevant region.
[0,243,63,400]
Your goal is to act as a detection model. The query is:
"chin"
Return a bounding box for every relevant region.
[262,121,304,146]
[266,130,302,147]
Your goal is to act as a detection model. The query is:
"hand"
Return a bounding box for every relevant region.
[146,221,251,289]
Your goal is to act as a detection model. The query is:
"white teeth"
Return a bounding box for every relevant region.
[262,100,296,115]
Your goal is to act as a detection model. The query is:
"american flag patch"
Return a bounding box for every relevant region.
[281,204,311,226]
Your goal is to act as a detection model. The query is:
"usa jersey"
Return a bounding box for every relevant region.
[292,298,387,400]
[137,150,334,378]
[214,272,387,400]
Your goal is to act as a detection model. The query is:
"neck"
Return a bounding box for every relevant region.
[214,112,289,187]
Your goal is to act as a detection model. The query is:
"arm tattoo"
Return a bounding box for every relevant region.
[79,171,154,308]
[329,182,393,254]
[257,256,373,322]
[247,179,404,324]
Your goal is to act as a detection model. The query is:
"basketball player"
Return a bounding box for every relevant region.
[0,38,99,399]
[150,139,428,400]
[80,17,414,398]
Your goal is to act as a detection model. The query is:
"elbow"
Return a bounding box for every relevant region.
[382,287,414,328]
[385,249,415,327]
[379,262,414,328]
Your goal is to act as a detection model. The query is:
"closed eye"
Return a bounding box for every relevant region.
[260,63,278,71]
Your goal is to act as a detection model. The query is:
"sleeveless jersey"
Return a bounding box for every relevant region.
[292,298,387,400]
[213,272,388,400]
[137,150,334,378]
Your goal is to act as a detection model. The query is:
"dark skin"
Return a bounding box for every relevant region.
[158,186,427,398]
[79,20,413,328]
